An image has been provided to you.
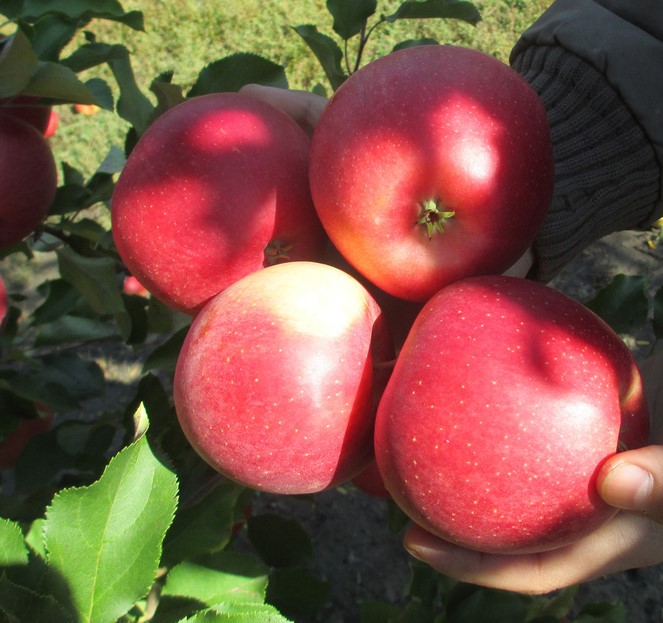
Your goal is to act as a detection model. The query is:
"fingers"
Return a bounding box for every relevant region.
[598,445,663,523]
[403,513,663,594]
[239,84,328,137]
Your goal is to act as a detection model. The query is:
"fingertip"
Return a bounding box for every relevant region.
[598,459,654,511]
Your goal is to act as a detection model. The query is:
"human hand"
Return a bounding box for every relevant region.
[403,349,663,595]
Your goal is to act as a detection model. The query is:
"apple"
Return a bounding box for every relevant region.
[0,114,57,249]
[122,275,149,297]
[0,409,54,470]
[0,95,52,135]
[374,275,650,554]
[309,45,553,302]
[44,109,59,139]
[112,92,328,316]
[174,261,393,494]
[73,103,100,116]
[352,458,390,498]
[0,274,8,333]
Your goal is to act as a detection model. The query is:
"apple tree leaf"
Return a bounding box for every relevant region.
[0,517,29,566]
[384,0,482,25]
[653,285,663,340]
[585,274,649,335]
[0,574,74,623]
[161,552,269,606]
[179,602,293,622]
[292,24,347,91]
[162,480,246,567]
[56,246,126,317]
[0,29,40,97]
[188,53,288,97]
[42,423,178,623]
[392,38,439,51]
[15,0,144,31]
[247,513,313,568]
[266,568,329,621]
[107,48,154,136]
[326,0,377,40]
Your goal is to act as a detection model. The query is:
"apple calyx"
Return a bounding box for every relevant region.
[416,199,455,240]
[264,240,294,265]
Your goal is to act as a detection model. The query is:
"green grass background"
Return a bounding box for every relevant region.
[50,0,549,178]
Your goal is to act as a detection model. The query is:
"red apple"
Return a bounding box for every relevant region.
[112,92,328,316]
[174,261,393,494]
[0,274,8,333]
[0,410,54,470]
[375,275,649,554]
[0,95,52,135]
[0,114,57,249]
[122,275,149,297]
[352,458,391,498]
[44,109,59,139]
[309,45,553,302]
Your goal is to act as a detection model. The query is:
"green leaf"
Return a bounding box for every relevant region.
[292,25,347,91]
[326,0,377,40]
[43,428,179,623]
[385,0,481,25]
[392,38,439,51]
[56,246,126,317]
[107,49,154,136]
[162,552,269,606]
[34,314,120,347]
[0,517,28,566]
[163,481,246,567]
[61,42,129,73]
[574,601,626,623]
[653,285,663,340]
[445,585,528,623]
[1,351,105,410]
[0,574,74,623]
[0,29,39,97]
[247,514,313,568]
[360,600,402,623]
[180,602,293,622]
[188,53,288,97]
[31,279,82,325]
[585,274,649,335]
[18,0,144,30]
[265,568,329,621]
[143,325,190,373]
[21,60,100,103]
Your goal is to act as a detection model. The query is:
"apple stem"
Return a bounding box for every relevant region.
[416,199,455,239]
[264,240,294,265]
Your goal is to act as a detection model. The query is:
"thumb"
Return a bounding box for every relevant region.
[597,445,663,523]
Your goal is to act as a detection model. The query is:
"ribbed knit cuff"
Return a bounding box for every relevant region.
[511,45,660,282]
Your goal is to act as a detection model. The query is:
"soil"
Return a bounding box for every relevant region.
[245,228,663,623]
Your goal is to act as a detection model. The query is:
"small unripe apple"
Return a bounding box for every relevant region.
[375,275,650,554]
[0,114,57,249]
[174,261,393,494]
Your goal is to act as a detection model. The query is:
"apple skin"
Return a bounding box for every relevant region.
[309,45,553,302]
[0,411,54,470]
[44,109,59,139]
[173,261,393,494]
[122,275,149,297]
[0,95,52,135]
[352,458,391,498]
[374,275,650,554]
[0,114,57,249]
[111,92,328,315]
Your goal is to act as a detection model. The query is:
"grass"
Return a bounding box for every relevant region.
[48,0,548,178]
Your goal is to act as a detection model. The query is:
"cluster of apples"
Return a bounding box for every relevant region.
[0,95,58,251]
[111,45,650,555]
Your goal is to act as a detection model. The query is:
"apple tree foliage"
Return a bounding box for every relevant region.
[0,0,661,621]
